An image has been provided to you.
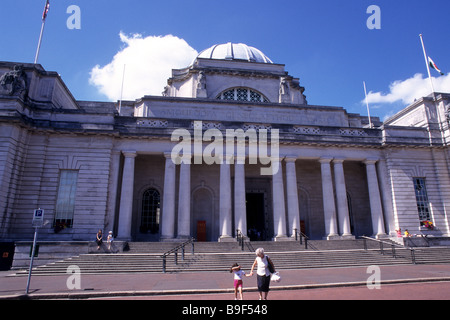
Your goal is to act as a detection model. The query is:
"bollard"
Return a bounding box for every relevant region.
[411,249,416,264]
[162,256,166,273]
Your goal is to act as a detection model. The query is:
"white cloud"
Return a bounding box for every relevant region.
[89,33,198,101]
[365,73,450,106]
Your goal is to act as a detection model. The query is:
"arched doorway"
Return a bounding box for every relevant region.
[192,187,214,242]
[139,188,161,241]
[246,192,267,240]
[298,188,311,238]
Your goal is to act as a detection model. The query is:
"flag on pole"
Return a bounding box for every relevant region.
[42,0,50,21]
[428,57,444,75]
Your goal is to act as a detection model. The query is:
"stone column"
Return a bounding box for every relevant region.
[333,159,353,238]
[319,157,339,239]
[161,153,176,240]
[219,155,233,241]
[177,155,191,239]
[117,151,137,240]
[364,159,387,238]
[272,157,288,240]
[234,156,247,237]
[285,157,300,237]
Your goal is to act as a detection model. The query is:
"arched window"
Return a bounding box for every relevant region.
[140,189,160,234]
[216,87,269,103]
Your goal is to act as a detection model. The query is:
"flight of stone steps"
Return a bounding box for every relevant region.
[12,240,450,276]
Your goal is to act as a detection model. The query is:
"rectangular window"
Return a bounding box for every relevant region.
[54,170,78,230]
[413,178,431,223]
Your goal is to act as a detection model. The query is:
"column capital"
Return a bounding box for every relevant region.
[122,151,137,158]
[364,158,378,165]
[319,157,333,164]
[219,154,234,164]
[285,156,298,163]
[235,155,246,165]
[332,158,345,164]
[163,152,173,159]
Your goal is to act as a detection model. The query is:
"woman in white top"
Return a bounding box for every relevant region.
[250,248,275,300]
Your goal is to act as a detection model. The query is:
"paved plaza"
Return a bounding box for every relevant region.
[1,264,449,300]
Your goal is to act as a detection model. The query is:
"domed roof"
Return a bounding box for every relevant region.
[196,42,273,64]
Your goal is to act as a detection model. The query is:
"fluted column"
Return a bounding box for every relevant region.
[161,153,176,240]
[333,159,353,238]
[219,155,233,241]
[234,156,247,237]
[117,151,137,240]
[365,159,387,238]
[272,157,288,240]
[319,157,339,239]
[285,157,300,237]
[177,154,191,239]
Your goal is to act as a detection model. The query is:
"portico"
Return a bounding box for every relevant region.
[115,150,388,242]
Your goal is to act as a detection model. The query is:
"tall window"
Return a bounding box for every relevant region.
[140,189,161,234]
[216,87,269,103]
[413,178,431,222]
[54,170,78,231]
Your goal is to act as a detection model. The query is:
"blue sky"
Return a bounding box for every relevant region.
[1,0,449,120]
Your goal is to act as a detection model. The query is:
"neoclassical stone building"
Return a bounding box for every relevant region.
[1,43,449,245]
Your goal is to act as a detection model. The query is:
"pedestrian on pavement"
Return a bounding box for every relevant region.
[250,248,275,300]
[96,229,103,250]
[230,263,252,300]
[107,231,114,252]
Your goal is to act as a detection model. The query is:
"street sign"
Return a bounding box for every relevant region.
[32,209,44,228]
[27,208,44,294]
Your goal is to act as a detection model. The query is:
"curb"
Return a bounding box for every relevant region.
[1,277,450,300]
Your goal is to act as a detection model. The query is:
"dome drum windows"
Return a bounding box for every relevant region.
[217,87,269,103]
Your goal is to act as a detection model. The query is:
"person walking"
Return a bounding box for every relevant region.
[230,263,252,300]
[250,248,275,300]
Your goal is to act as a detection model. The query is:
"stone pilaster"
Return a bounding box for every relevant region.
[117,151,137,240]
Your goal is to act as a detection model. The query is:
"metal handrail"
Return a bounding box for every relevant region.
[161,238,196,273]
[360,236,416,264]
[293,229,318,250]
[236,229,245,251]
[236,229,254,252]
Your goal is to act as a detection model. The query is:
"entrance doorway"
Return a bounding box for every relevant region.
[246,193,267,240]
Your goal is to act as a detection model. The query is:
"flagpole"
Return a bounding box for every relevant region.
[419,34,435,96]
[34,0,49,64]
[34,20,46,64]
[420,34,445,142]
[363,81,373,129]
